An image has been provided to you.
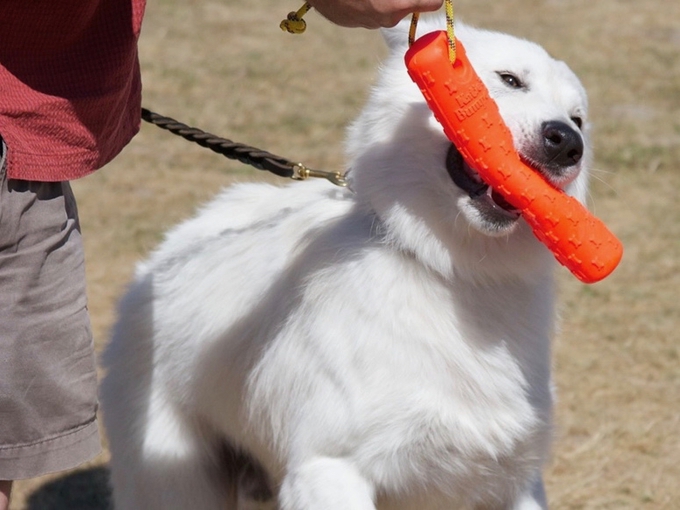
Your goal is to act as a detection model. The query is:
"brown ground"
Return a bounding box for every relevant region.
[11,0,679,508]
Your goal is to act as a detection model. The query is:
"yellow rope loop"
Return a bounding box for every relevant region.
[444,0,456,62]
[409,0,456,63]
[280,2,312,34]
[408,12,420,46]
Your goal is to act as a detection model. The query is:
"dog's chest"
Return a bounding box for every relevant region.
[248,254,555,502]
[351,310,550,503]
[370,276,551,479]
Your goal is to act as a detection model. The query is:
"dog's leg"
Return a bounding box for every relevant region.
[107,390,229,510]
[279,457,375,510]
[509,475,548,510]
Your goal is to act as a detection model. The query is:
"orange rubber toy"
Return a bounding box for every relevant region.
[405,31,623,283]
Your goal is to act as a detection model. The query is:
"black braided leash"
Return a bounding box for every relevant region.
[140,108,347,187]
[141,108,297,179]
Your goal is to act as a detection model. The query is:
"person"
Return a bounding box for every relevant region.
[0,0,442,508]
[0,2,147,509]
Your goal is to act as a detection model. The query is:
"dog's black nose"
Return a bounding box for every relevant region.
[542,120,583,168]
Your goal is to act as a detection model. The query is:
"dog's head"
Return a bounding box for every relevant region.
[347,18,591,282]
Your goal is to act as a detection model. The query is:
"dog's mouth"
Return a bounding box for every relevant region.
[445,145,521,221]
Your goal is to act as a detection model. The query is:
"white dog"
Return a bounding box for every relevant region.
[101,17,590,510]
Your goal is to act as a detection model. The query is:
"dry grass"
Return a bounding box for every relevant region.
[12,0,679,508]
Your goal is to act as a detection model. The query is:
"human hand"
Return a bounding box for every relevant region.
[306,0,443,28]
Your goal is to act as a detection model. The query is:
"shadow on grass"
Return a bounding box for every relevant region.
[25,466,112,510]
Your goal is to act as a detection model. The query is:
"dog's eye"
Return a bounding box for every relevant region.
[498,72,524,89]
[571,116,583,130]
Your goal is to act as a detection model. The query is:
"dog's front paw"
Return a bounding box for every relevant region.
[279,457,375,510]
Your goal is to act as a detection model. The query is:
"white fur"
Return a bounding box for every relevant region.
[101,18,590,510]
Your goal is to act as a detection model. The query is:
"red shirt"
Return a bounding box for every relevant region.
[0,0,146,181]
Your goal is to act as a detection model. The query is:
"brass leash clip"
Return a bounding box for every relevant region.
[292,163,348,188]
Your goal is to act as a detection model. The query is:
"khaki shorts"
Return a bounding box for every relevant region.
[0,142,101,480]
